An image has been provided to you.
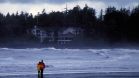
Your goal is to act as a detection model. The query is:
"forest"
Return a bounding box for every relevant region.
[0,4,139,47]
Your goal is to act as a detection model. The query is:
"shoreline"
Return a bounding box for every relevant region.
[0,45,139,49]
[1,72,139,78]
[1,41,139,49]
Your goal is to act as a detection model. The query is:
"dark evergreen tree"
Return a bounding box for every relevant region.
[0,4,138,45]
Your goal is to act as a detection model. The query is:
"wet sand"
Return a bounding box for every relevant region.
[1,72,139,78]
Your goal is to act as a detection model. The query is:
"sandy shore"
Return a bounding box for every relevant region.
[1,72,139,78]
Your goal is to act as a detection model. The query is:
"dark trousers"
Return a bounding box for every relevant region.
[38,69,43,78]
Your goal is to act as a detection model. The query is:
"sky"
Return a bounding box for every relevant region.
[0,0,138,15]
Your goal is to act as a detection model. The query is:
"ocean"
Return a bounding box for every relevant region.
[0,48,139,77]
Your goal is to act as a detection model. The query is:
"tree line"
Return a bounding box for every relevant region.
[0,4,139,43]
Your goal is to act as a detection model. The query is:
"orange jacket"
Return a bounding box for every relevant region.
[37,62,45,70]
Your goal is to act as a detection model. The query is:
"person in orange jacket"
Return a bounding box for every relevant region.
[37,60,45,78]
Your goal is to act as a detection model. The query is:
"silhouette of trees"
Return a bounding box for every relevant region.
[104,7,130,42]
[0,4,139,44]
[0,13,5,37]
[126,5,139,41]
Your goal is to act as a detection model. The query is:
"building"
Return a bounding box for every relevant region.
[31,25,52,43]
[31,25,83,44]
[57,27,83,44]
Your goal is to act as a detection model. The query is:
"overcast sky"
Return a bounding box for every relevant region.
[0,0,138,15]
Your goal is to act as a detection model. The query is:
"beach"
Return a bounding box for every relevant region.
[1,48,139,78]
[1,72,139,78]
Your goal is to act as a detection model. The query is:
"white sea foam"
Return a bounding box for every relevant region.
[0,48,139,76]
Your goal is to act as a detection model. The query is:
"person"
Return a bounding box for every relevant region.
[37,60,45,78]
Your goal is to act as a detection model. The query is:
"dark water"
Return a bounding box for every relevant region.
[1,72,139,78]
